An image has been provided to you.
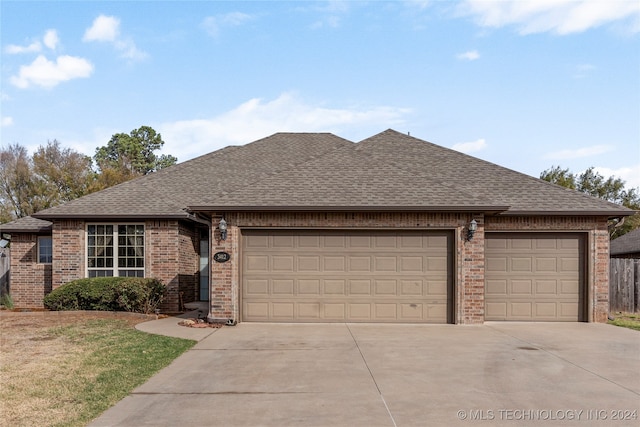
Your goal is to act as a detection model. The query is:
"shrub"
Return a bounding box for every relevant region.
[0,293,14,309]
[43,277,166,314]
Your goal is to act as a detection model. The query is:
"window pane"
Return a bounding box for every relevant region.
[88,224,143,278]
[38,236,52,263]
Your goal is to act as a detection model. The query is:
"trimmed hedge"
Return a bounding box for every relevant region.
[43,277,166,314]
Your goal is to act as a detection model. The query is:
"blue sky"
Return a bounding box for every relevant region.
[2,1,639,188]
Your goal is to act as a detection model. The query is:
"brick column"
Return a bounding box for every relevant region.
[209,217,239,323]
[458,215,485,324]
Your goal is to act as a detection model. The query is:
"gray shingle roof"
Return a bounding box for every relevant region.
[30,129,633,221]
[610,228,640,256]
[0,216,52,233]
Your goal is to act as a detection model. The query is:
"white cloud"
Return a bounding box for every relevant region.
[83,15,147,60]
[451,138,487,153]
[546,144,613,160]
[1,116,14,127]
[83,15,120,42]
[202,12,254,37]
[10,55,94,89]
[43,29,59,50]
[459,0,640,35]
[593,164,640,189]
[5,40,41,54]
[159,93,410,160]
[5,29,60,54]
[456,50,480,61]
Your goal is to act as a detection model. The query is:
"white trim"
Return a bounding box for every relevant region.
[85,223,145,278]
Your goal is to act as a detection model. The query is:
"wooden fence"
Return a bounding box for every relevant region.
[609,258,640,313]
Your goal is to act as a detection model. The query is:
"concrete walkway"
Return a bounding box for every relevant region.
[91,321,640,426]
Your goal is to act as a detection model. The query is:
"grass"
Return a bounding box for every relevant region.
[608,312,640,331]
[0,316,195,427]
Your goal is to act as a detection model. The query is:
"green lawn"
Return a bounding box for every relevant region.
[0,317,195,427]
[608,312,640,331]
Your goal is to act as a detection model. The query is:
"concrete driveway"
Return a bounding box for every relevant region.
[91,322,639,426]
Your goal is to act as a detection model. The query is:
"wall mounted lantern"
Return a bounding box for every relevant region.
[218,218,228,241]
[467,219,478,241]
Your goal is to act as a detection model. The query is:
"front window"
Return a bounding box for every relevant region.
[87,224,144,278]
[38,236,52,264]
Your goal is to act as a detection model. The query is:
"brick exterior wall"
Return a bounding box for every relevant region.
[207,212,611,324]
[146,220,200,312]
[9,219,200,312]
[52,220,85,289]
[8,233,52,308]
[6,212,611,323]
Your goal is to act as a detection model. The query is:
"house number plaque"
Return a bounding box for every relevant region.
[213,252,231,263]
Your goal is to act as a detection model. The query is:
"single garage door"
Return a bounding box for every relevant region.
[242,230,453,323]
[485,233,585,321]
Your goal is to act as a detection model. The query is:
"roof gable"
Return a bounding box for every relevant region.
[30,130,633,220]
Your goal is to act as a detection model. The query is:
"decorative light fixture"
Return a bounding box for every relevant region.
[467,219,478,241]
[218,218,228,241]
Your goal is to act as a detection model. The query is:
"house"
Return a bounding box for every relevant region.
[1,130,633,323]
[610,228,640,259]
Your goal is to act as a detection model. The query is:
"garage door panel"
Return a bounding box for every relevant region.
[324,280,346,295]
[427,256,448,271]
[485,233,585,322]
[273,235,294,248]
[324,303,346,319]
[375,256,397,272]
[242,230,452,323]
[245,279,269,296]
[535,258,557,272]
[273,280,294,295]
[374,280,396,295]
[272,256,294,271]
[246,255,269,272]
[298,279,320,295]
[298,303,320,319]
[560,258,579,272]
[427,280,448,296]
[512,280,533,295]
[486,302,507,319]
[349,257,371,271]
[486,257,508,272]
[323,256,346,272]
[535,280,557,294]
[401,256,423,271]
[324,235,346,247]
[511,258,533,272]
[298,256,320,272]
[486,279,507,295]
[375,235,397,248]
[349,236,371,248]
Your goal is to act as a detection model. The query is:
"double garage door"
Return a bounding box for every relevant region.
[241,230,586,323]
[242,230,453,323]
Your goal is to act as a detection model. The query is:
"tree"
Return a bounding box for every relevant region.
[541,166,640,238]
[0,143,39,220]
[1,141,97,222]
[33,140,95,203]
[94,126,177,177]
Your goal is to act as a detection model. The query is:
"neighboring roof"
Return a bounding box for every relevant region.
[32,130,633,220]
[610,228,640,256]
[0,216,52,233]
